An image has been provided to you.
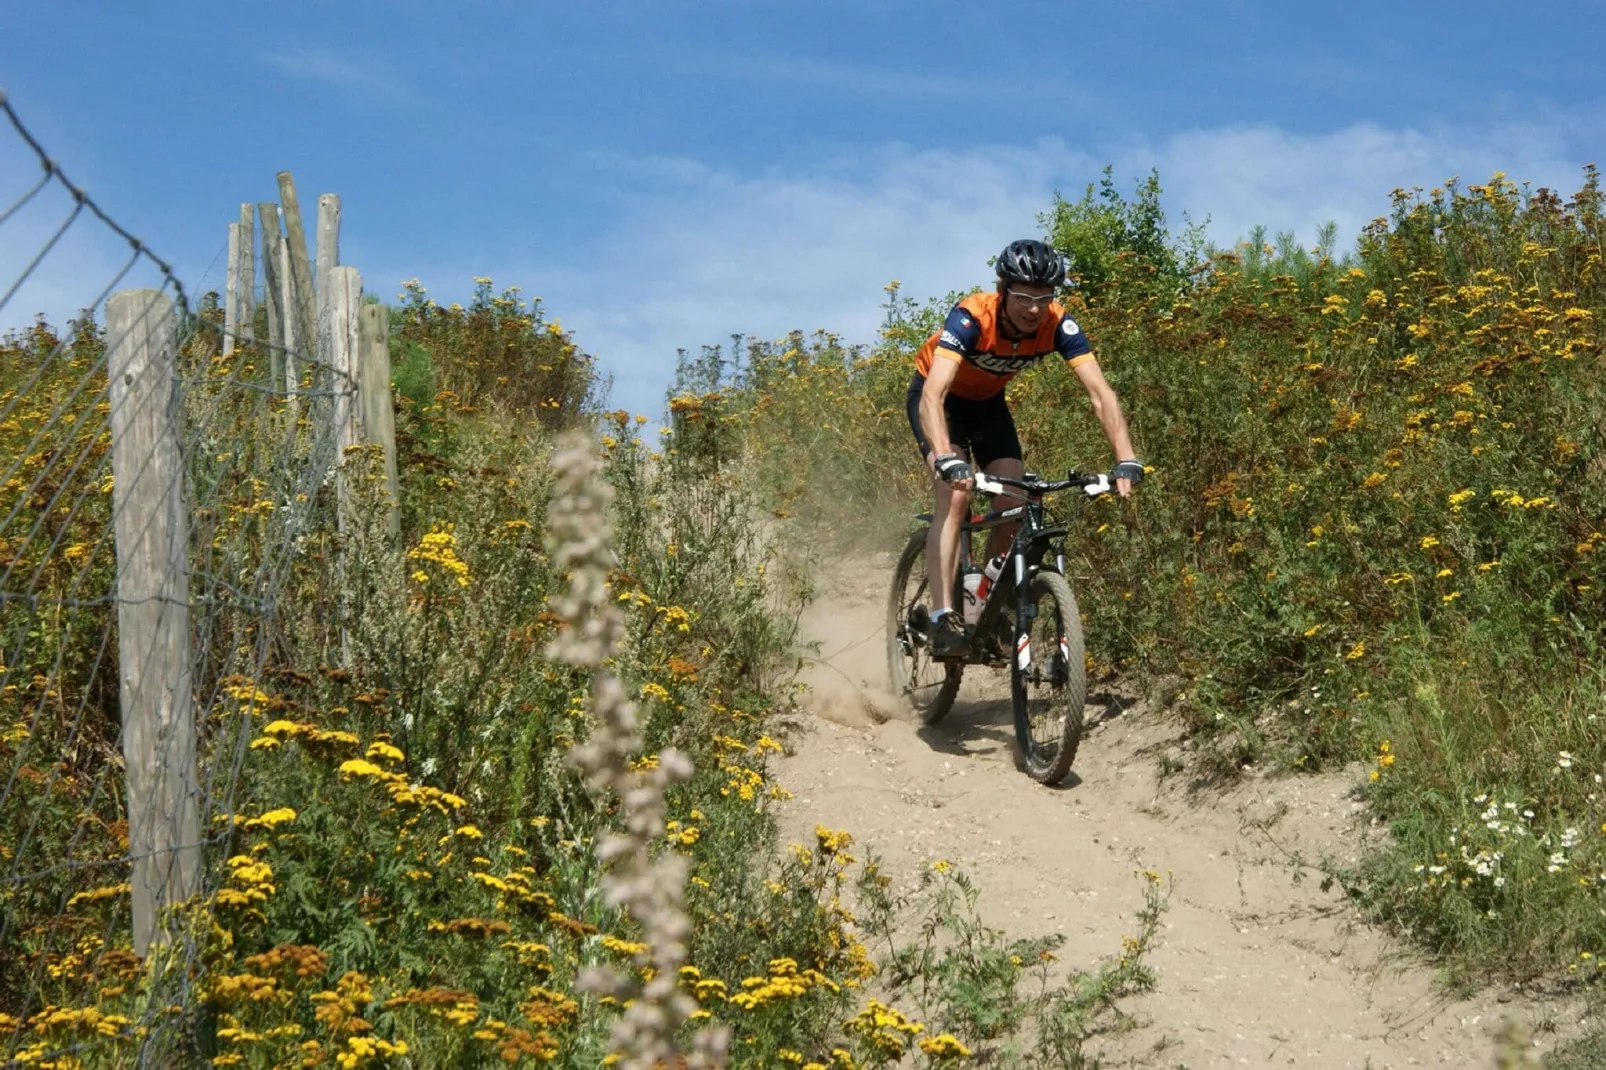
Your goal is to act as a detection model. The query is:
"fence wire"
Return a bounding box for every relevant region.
[1,91,353,1065]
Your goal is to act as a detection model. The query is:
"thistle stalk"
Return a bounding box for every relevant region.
[545,431,728,1070]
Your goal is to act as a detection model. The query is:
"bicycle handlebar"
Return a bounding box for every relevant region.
[972,470,1113,499]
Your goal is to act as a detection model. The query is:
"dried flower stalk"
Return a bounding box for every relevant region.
[545,431,728,1070]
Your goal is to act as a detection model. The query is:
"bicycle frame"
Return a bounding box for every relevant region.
[919,471,1110,669]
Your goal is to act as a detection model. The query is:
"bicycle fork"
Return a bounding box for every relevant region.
[1011,553,1033,671]
[1011,556,1071,682]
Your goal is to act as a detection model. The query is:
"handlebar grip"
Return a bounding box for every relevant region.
[1083,474,1111,497]
[973,473,1005,496]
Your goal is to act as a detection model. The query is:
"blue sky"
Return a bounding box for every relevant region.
[4,0,1603,416]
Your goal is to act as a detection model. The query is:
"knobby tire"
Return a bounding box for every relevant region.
[1011,569,1086,785]
[886,529,962,725]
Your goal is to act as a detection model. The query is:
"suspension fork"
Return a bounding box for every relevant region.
[1012,548,1032,671]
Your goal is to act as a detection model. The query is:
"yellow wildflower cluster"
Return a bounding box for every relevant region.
[729,957,841,1010]
[216,855,276,909]
[1369,739,1397,783]
[254,720,359,752]
[406,524,471,587]
[243,807,298,831]
[844,998,925,1057]
[335,757,467,815]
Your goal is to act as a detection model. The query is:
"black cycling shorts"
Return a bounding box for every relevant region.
[906,373,1023,470]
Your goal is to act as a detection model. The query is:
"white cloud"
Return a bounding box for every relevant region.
[514,119,1589,419]
[1144,120,1583,251]
[264,48,407,99]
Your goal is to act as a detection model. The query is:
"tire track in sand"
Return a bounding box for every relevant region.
[772,557,1580,1068]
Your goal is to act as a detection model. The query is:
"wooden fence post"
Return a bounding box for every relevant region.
[316,194,340,299]
[277,233,299,393]
[237,203,255,345]
[223,223,241,357]
[256,202,284,386]
[326,266,363,481]
[106,289,198,958]
[358,303,400,536]
[324,267,362,666]
[276,172,317,361]
[316,195,341,399]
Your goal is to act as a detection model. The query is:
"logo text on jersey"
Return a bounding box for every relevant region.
[970,352,1040,375]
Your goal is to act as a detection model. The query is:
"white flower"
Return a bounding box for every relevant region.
[1558,751,1574,769]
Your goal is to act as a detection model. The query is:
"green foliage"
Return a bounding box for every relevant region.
[1042,167,1205,302]
[394,277,600,424]
[858,863,1169,1067]
[706,165,1606,980]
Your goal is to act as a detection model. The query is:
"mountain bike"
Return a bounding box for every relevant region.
[885,469,1114,785]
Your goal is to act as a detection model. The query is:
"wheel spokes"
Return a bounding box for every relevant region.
[1021,591,1067,750]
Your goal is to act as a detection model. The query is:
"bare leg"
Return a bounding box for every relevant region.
[981,456,1027,563]
[925,450,971,613]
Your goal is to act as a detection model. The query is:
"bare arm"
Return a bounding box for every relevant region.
[1071,357,1139,494]
[919,351,963,459]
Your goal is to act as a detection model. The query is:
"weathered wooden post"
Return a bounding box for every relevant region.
[236,203,255,345]
[223,223,241,357]
[223,206,256,356]
[358,303,400,536]
[325,266,363,482]
[324,266,363,666]
[315,194,341,399]
[276,172,317,361]
[316,195,340,294]
[277,233,299,391]
[106,289,198,957]
[256,202,285,384]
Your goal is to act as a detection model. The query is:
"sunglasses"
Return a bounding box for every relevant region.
[1005,290,1055,310]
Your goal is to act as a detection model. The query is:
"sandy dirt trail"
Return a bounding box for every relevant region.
[772,557,1577,1068]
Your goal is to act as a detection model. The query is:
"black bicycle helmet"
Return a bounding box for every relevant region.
[994,238,1066,288]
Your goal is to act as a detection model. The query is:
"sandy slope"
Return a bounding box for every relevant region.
[770,559,1579,1068]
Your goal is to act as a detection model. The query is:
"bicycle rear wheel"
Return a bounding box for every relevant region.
[886,529,962,725]
[1010,570,1086,785]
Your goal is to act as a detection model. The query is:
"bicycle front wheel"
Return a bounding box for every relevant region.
[1010,570,1086,785]
[886,529,962,725]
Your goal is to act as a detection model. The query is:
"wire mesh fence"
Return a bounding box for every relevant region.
[0,91,361,1064]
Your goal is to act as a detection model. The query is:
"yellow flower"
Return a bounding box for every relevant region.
[243,808,297,830]
[919,1033,973,1058]
[366,740,405,763]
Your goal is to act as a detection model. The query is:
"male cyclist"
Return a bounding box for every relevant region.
[908,238,1143,658]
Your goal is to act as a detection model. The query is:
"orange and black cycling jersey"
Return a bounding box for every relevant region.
[914,291,1094,401]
